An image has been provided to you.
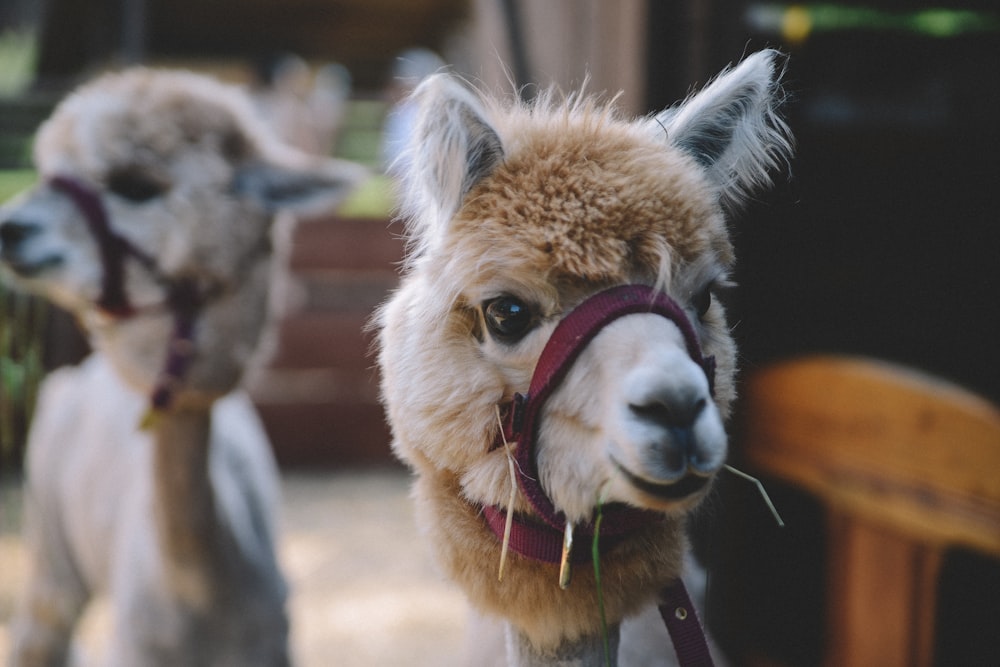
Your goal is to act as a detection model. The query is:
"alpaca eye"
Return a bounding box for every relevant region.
[107,168,168,203]
[483,296,535,342]
[693,286,712,318]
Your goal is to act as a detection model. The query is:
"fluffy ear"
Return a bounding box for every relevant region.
[233,157,368,218]
[395,73,504,248]
[654,49,792,210]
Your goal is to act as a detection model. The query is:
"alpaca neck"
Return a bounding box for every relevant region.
[507,622,621,666]
[414,470,685,652]
[151,405,225,609]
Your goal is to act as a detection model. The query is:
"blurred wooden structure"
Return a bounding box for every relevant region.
[30,0,653,111]
[145,0,467,88]
[463,0,649,116]
[31,0,469,90]
[738,356,1000,666]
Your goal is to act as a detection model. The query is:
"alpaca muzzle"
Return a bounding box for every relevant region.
[485,283,717,665]
[497,283,717,533]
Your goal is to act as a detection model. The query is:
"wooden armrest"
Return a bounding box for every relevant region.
[739,355,1000,557]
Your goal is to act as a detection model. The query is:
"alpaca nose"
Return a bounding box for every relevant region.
[0,218,40,252]
[630,392,709,474]
[629,393,706,430]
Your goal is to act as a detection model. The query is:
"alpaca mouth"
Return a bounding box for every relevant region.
[614,461,711,500]
[0,253,64,278]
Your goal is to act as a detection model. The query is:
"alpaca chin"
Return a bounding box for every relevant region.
[607,467,717,515]
[413,468,687,650]
[90,312,175,394]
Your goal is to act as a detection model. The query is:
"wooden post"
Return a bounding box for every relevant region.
[825,512,943,667]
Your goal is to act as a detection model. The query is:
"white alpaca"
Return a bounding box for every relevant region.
[0,69,365,666]
[375,51,792,665]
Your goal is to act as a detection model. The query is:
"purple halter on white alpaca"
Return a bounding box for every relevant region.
[48,174,159,316]
[48,174,202,412]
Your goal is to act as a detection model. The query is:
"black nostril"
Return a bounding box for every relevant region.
[630,395,706,430]
[0,219,39,247]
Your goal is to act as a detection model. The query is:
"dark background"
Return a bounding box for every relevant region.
[645,3,999,664]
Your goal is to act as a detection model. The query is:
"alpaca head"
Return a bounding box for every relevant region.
[0,68,365,405]
[378,51,791,526]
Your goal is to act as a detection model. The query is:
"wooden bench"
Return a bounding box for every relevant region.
[738,355,1000,666]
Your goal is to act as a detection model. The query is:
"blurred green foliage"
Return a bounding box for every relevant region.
[0,29,36,97]
[1,170,46,468]
[0,287,47,470]
[0,171,35,201]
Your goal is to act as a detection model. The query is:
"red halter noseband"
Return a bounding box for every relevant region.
[485,283,717,666]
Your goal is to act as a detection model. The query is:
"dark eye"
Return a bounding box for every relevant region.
[483,296,535,342]
[693,286,713,318]
[106,168,168,203]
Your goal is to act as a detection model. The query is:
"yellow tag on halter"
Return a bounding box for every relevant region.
[559,521,574,589]
[138,407,161,431]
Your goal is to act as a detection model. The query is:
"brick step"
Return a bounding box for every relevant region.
[263,312,375,371]
[256,401,397,468]
[287,216,404,272]
[249,365,381,405]
[293,269,397,314]
[251,214,402,466]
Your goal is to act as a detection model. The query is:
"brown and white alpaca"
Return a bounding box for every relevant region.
[0,69,365,666]
[375,50,792,665]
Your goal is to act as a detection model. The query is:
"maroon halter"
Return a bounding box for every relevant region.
[49,174,159,317]
[485,283,717,666]
[499,284,715,530]
[48,174,201,412]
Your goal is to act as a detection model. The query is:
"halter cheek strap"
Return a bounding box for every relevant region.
[48,174,201,414]
[49,174,158,317]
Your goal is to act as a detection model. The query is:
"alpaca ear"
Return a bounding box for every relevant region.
[398,73,504,236]
[233,158,368,218]
[654,49,792,209]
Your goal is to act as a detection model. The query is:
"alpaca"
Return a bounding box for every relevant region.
[0,68,365,666]
[375,50,792,665]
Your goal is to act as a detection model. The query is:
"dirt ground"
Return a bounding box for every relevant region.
[0,468,471,666]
